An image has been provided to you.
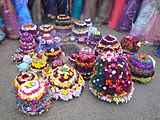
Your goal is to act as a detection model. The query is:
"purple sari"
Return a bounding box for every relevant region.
[41,0,55,19]
[129,0,157,37]
[116,0,143,31]
[0,0,19,39]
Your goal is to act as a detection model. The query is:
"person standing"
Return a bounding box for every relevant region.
[129,0,158,37]
[0,0,19,39]
[12,0,33,27]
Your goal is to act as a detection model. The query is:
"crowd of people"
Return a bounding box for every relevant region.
[0,0,159,45]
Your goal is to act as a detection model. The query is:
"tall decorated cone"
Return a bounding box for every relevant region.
[89,51,134,104]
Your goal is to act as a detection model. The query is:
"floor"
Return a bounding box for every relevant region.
[0,25,160,120]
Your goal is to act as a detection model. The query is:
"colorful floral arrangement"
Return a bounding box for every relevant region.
[19,32,37,54]
[47,64,85,101]
[94,35,122,57]
[127,54,155,83]
[11,52,24,65]
[69,47,96,80]
[20,23,38,38]
[31,53,48,71]
[120,35,142,52]
[55,14,72,41]
[89,51,134,104]
[41,34,62,61]
[16,80,52,115]
[72,20,88,44]
[87,30,102,49]
[14,71,38,90]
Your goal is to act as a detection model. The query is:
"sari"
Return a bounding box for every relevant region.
[83,0,97,22]
[108,0,127,29]
[116,0,143,31]
[129,0,157,37]
[71,0,83,19]
[55,0,68,15]
[0,0,19,39]
[12,0,33,27]
[145,9,160,43]
[41,0,55,19]
[28,0,44,25]
[96,0,113,24]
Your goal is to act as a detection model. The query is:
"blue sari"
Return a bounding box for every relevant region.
[71,0,83,19]
[12,0,33,27]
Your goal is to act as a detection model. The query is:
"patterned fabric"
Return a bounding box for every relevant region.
[55,0,68,15]
[12,0,33,27]
[96,0,113,24]
[0,0,19,39]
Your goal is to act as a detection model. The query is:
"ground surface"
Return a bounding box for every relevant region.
[0,25,160,120]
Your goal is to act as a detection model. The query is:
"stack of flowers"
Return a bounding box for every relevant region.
[42,34,62,61]
[127,53,155,83]
[94,35,122,57]
[48,64,85,101]
[69,47,96,80]
[31,53,48,72]
[14,71,38,91]
[20,23,38,38]
[39,24,56,37]
[16,80,52,115]
[19,32,37,54]
[89,51,134,104]
[120,35,142,52]
[87,31,102,49]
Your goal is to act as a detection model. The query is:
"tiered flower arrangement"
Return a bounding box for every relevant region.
[89,51,134,104]
[120,35,142,52]
[16,80,52,115]
[69,47,96,80]
[48,64,85,101]
[127,54,155,83]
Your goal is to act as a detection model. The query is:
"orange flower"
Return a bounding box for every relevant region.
[116,86,122,92]
[116,80,121,84]
[93,70,97,74]
[105,80,112,85]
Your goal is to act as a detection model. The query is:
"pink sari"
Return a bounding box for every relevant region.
[108,0,127,29]
[145,10,160,43]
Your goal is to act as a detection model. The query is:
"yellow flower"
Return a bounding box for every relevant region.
[54,80,59,86]
[51,87,55,93]
[25,81,33,87]
[63,83,69,87]
[57,75,61,79]
[70,72,73,76]
[76,86,80,90]
[64,75,68,79]
[78,80,83,85]
[61,90,69,95]
[70,88,75,93]
[137,42,142,47]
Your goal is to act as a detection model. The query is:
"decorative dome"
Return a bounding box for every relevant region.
[16,80,52,115]
[89,51,134,104]
[48,64,85,101]
[128,54,155,83]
